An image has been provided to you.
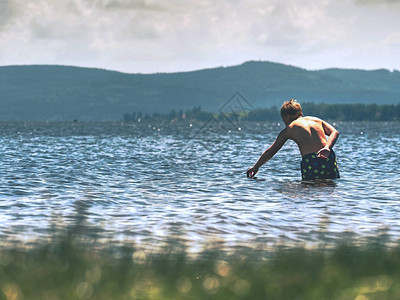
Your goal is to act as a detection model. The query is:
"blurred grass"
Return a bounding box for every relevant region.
[2,236,400,300]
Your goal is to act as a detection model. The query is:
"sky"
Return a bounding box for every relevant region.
[0,0,400,73]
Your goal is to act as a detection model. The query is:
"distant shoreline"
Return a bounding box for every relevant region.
[123,102,400,123]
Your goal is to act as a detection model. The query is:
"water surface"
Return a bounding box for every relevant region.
[0,121,399,252]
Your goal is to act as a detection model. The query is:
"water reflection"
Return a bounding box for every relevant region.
[273,179,337,197]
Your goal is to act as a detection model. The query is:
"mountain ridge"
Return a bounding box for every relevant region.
[1,61,399,121]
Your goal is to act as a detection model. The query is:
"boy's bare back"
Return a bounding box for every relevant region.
[285,116,337,156]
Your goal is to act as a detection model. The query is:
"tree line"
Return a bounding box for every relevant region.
[123,103,400,122]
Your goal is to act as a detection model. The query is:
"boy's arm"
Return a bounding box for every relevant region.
[247,128,289,178]
[317,121,340,158]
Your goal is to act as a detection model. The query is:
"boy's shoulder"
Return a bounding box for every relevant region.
[292,116,323,126]
[289,116,319,125]
[288,116,323,132]
[302,116,322,122]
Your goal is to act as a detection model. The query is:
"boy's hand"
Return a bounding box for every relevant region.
[317,147,330,159]
[247,166,259,178]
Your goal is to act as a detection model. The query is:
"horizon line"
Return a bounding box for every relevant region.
[0,60,398,75]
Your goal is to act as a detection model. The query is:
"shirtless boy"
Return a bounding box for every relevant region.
[247,99,340,181]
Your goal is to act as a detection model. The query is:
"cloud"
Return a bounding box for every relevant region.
[0,0,17,29]
[0,0,399,72]
[99,0,164,11]
[356,0,400,4]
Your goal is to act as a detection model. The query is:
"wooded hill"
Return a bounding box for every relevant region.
[1,61,399,121]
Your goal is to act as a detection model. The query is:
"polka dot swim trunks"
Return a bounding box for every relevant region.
[300,150,340,181]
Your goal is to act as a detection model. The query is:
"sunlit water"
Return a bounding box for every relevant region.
[0,121,399,252]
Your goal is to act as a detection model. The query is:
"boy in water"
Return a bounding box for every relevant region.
[247,99,340,180]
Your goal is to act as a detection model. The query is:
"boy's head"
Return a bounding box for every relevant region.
[280,99,303,122]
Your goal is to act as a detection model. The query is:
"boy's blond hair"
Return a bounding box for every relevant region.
[280,99,303,119]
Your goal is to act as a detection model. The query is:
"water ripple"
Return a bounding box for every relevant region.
[0,121,399,251]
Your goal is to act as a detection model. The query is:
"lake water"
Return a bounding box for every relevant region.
[0,121,399,252]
